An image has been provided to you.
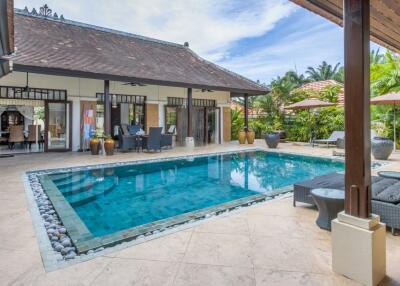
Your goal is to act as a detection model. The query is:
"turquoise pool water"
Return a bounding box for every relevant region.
[44,151,344,238]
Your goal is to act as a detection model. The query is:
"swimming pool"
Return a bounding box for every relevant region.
[36,150,344,253]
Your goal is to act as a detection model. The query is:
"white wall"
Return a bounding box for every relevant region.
[0,71,231,150]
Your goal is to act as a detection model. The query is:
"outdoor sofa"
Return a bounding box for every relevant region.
[293,172,400,234]
[312,131,345,148]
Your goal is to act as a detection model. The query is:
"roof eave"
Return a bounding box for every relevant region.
[13,64,269,95]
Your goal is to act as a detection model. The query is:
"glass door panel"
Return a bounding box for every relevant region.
[46,101,69,150]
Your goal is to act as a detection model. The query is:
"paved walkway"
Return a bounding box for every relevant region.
[0,141,399,285]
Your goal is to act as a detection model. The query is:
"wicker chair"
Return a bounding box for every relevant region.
[8,125,25,149]
[26,125,43,150]
[293,173,400,235]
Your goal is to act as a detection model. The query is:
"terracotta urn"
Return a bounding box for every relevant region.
[104,138,115,156]
[90,138,100,155]
[238,130,246,144]
[246,130,255,144]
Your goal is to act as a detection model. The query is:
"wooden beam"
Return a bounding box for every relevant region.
[244,94,249,131]
[187,88,193,137]
[344,0,371,218]
[104,80,111,135]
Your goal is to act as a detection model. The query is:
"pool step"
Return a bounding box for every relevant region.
[50,173,86,184]
[58,178,96,196]
[56,175,87,189]
[68,179,116,207]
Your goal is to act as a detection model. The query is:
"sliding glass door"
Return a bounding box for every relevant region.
[45,101,71,151]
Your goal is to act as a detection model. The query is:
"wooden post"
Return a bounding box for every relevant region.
[187,88,193,137]
[344,0,371,218]
[244,94,249,131]
[104,80,111,135]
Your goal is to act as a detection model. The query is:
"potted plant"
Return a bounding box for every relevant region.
[238,129,246,144]
[371,122,393,160]
[263,126,280,148]
[246,128,255,144]
[90,134,100,155]
[104,134,115,156]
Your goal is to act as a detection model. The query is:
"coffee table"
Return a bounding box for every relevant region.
[311,188,344,231]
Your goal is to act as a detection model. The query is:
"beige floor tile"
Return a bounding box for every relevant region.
[254,268,360,286]
[193,215,249,235]
[184,232,253,267]
[90,258,179,286]
[115,231,192,262]
[173,263,255,286]
[246,214,306,239]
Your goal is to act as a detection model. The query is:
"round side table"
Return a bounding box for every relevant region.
[311,188,344,231]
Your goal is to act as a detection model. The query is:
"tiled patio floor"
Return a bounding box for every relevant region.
[0,140,399,285]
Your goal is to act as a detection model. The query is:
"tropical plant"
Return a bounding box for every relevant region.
[306,61,343,82]
[231,108,244,140]
[371,51,400,95]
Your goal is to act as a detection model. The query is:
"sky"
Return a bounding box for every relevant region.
[15,0,383,85]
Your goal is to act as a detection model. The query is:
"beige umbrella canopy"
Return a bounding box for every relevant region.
[285,99,335,110]
[371,92,400,151]
[285,99,336,143]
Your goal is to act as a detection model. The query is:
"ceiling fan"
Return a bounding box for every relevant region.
[194,89,213,93]
[122,82,146,87]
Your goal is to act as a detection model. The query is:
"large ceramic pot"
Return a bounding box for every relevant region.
[246,130,255,144]
[238,130,246,144]
[90,138,100,155]
[104,138,115,156]
[264,132,280,148]
[371,137,393,160]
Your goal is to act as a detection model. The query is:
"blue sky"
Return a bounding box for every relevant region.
[15,0,383,84]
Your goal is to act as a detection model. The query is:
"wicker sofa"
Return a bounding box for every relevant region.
[293,173,400,234]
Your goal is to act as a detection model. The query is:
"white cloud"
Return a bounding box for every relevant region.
[219,19,345,83]
[15,0,297,61]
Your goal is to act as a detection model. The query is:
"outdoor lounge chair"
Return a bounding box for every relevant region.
[312,131,345,147]
[293,172,400,234]
[142,127,162,152]
[118,125,137,152]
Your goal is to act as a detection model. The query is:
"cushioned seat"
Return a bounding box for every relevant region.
[372,180,400,204]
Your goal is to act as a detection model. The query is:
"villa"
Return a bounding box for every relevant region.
[0,5,266,155]
[1,1,400,286]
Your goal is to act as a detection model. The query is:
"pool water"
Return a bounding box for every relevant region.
[45,151,344,238]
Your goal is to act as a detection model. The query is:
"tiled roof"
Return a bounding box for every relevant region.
[297,80,344,104]
[11,10,268,95]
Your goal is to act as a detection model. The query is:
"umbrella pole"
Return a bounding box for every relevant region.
[394,104,397,152]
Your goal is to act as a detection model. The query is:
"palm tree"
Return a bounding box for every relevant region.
[370,49,384,65]
[306,61,342,82]
[371,51,400,95]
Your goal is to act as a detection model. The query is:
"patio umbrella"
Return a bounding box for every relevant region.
[285,99,336,144]
[370,92,400,151]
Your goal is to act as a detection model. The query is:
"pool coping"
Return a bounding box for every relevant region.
[23,147,387,271]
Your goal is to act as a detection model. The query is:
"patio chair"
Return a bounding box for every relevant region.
[118,125,136,152]
[161,125,175,149]
[8,125,25,149]
[26,125,44,150]
[312,131,345,147]
[142,127,162,152]
[293,172,400,234]
[127,124,141,135]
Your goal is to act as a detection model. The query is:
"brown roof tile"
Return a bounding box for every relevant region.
[11,11,268,94]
